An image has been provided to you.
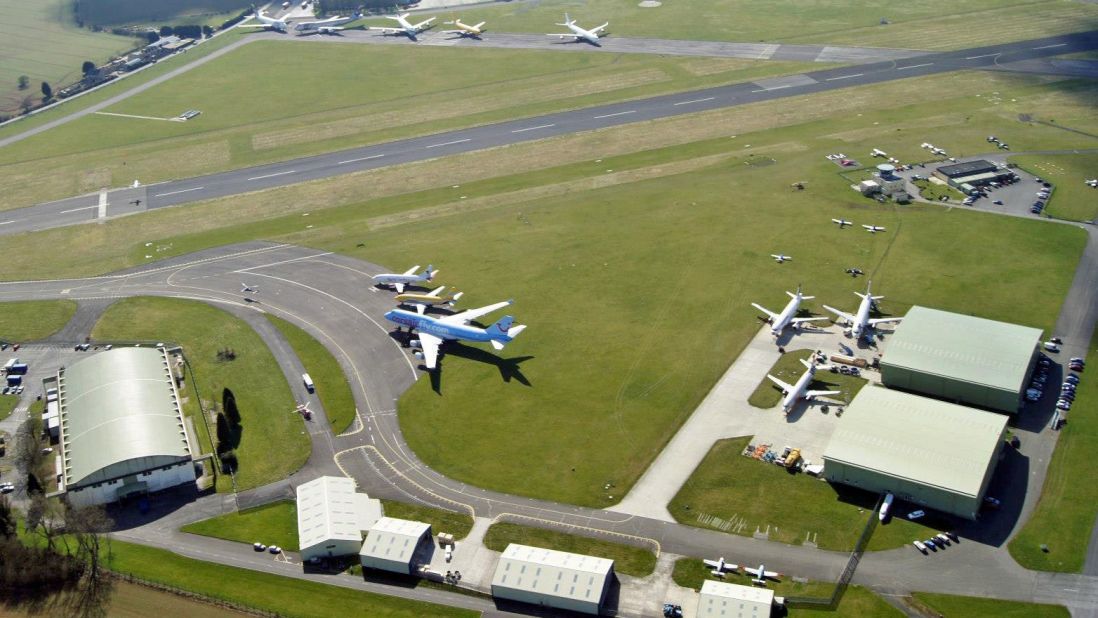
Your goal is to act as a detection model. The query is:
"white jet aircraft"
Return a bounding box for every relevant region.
[394,286,464,315]
[295,12,360,34]
[369,13,436,39]
[751,286,829,337]
[771,254,792,263]
[385,300,526,370]
[239,7,291,32]
[863,224,886,233]
[547,13,608,45]
[744,564,782,586]
[372,264,437,293]
[767,358,840,415]
[441,18,487,37]
[823,280,903,340]
[703,557,739,577]
[832,218,853,227]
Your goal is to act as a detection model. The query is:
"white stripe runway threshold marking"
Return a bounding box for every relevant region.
[60,205,97,214]
[154,187,204,197]
[425,138,471,149]
[0,221,14,226]
[511,124,555,133]
[338,154,385,164]
[248,170,296,181]
[593,110,636,119]
[826,73,863,81]
[965,53,999,60]
[1033,43,1067,50]
[673,97,715,106]
[897,63,933,70]
[751,84,792,92]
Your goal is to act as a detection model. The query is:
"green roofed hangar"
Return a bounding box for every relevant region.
[54,347,197,507]
[824,387,1008,520]
[880,306,1042,413]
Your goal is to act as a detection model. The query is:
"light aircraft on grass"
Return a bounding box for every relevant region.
[384,300,526,370]
[771,254,792,263]
[767,358,840,415]
[863,224,886,233]
[1086,179,1097,187]
[369,13,436,39]
[441,18,487,37]
[703,557,739,577]
[832,218,853,228]
[823,280,902,340]
[547,13,608,46]
[751,286,829,337]
[372,265,436,293]
[395,286,464,314]
[240,7,290,32]
[295,12,360,34]
[745,564,782,586]
[844,267,864,278]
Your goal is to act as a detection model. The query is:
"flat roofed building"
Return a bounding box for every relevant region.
[880,306,1041,413]
[697,580,774,618]
[823,387,1007,519]
[491,543,615,616]
[297,476,383,562]
[935,159,998,179]
[359,517,432,574]
[58,347,195,507]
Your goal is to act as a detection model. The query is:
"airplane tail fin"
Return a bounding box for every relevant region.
[423,265,436,280]
[451,291,464,304]
[487,317,525,346]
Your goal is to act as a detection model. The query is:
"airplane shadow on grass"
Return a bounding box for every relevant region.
[387,330,533,393]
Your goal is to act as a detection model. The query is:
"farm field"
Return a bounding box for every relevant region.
[0,300,76,341]
[267,315,357,434]
[422,0,1098,51]
[0,0,140,115]
[91,297,307,492]
[1011,153,1098,222]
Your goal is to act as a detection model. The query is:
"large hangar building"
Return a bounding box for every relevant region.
[823,387,1008,520]
[490,543,615,616]
[880,306,1041,413]
[56,347,196,507]
[296,476,383,562]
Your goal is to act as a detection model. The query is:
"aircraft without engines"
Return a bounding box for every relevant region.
[703,557,739,577]
[745,564,782,586]
[295,12,361,34]
[441,18,487,37]
[372,264,437,293]
[771,254,792,263]
[766,358,840,415]
[395,286,464,315]
[863,224,886,233]
[832,218,853,228]
[369,13,436,39]
[751,286,829,337]
[240,6,290,32]
[547,13,608,45]
[385,300,526,370]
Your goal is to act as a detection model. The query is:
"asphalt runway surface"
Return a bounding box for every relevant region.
[4,29,1098,236]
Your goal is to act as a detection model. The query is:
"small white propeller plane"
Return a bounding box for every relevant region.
[369,13,436,39]
[703,557,739,577]
[771,254,792,263]
[832,218,853,228]
[744,564,782,586]
[547,13,608,46]
[372,264,437,293]
[863,224,886,233]
[241,282,259,293]
[751,286,829,338]
[441,18,486,37]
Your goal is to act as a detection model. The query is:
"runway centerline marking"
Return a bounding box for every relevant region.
[511,123,555,133]
[248,170,296,181]
[0,221,13,226]
[673,97,715,106]
[751,85,792,92]
[338,154,385,165]
[826,73,863,81]
[897,63,933,70]
[593,110,636,119]
[60,205,97,214]
[965,53,999,60]
[425,138,471,149]
[1033,43,1067,50]
[154,187,204,197]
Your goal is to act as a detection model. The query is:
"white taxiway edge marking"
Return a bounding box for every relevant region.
[338,154,385,164]
[965,53,999,60]
[897,63,933,70]
[60,205,97,214]
[673,97,716,106]
[511,123,556,133]
[425,138,471,149]
[593,110,636,119]
[826,73,863,81]
[155,187,204,197]
[248,170,296,181]
[0,221,14,226]
[1033,43,1067,50]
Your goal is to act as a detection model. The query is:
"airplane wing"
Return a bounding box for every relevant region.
[547,33,577,39]
[393,282,406,294]
[412,303,427,315]
[823,305,856,324]
[806,389,841,399]
[417,333,442,370]
[790,317,829,325]
[744,566,761,576]
[766,374,794,394]
[751,303,778,320]
[703,559,719,568]
[868,317,902,326]
[402,265,421,275]
[413,17,436,30]
[237,23,269,28]
[369,26,406,34]
[763,569,781,579]
[438,300,512,325]
[428,286,446,296]
[593,22,609,33]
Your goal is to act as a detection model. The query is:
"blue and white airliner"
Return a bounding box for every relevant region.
[384,300,526,370]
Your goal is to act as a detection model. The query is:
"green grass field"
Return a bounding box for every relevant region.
[182,500,300,551]
[91,297,308,492]
[76,0,247,27]
[1011,153,1098,222]
[911,178,965,203]
[425,0,1098,50]
[483,522,655,577]
[0,0,140,115]
[748,349,868,409]
[380,500,474,540]
[0,394,18,422]
[668,438,949,550]
[266,315,357,434]
[1009,330,1097,572]
[0,300,76,341]
[911,592,1070,618]
[103,539,478,617]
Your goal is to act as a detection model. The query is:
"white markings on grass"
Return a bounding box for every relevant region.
[825,73,863,81]
[897,63,933,70]
[425,138,471,149]
[94,111,183,122]
[673,97,715,106]
[338,154,385,165]
[154,187,204,197]
[60,205,97,214]
[248,170,296,181]
[511,123,555,133]
[965,53,999,60]
[1033,43,1067,50]
[593,110,636,119]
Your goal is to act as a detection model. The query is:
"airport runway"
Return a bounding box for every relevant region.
[4,30,1098,236]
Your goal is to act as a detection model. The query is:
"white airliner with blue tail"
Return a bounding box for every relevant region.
[372,264,436,293]
[385,300,526,370]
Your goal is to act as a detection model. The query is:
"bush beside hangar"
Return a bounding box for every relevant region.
[880,306,1041,413]
[823,387,1008,520]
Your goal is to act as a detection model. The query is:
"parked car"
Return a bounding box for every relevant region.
[925,539,938,551]
[913,540,928,554]
[268,545,282,554]
[983,496,1001,509]
[1065,375,1080,384]
[253,542,267,552]
[907,510,926,520]
[935,533,952,546]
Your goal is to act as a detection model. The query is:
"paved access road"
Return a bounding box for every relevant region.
[2,238,1097,615]
[4,30,1097,236]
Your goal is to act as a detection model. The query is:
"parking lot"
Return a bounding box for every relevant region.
[892,152,1054,219]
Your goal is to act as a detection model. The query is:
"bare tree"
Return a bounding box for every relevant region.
[66,503,114,618]
[0,496,15,539]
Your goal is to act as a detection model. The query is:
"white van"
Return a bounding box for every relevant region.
[302,373,315,393]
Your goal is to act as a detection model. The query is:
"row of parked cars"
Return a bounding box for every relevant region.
[1030,179,1053,214]
[913,531,959,554]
